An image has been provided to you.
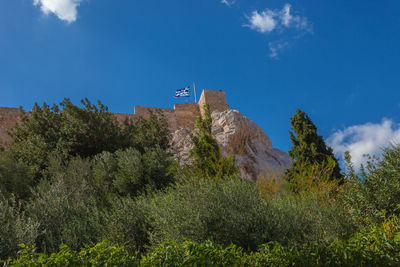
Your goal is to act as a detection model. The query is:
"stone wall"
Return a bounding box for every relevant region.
[198,90,229,117]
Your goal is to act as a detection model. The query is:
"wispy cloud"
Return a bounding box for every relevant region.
[34,0,84,23]
[268,41,288,58]
[327,119,400,170]
[221,0,234,7]
[245,4,312,58]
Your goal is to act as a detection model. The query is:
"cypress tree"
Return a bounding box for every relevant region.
[189,104,237,182]
[285,109,342,183]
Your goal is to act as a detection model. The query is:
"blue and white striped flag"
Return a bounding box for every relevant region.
[175,86,190,97]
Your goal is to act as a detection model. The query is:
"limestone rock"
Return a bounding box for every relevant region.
[170,109,290,182]
[169,127,194,165]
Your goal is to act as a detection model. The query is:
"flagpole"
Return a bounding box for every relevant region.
[193,81,197,103]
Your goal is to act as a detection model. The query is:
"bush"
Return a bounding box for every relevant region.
[148,176,350,250]
[9,216,400,266]
[0,151,33,200]
[341,144,400,225]
[0,197,39,261]
[100,196,150,254]
[9,240,138,266]
[25,156,101,253]
[148,177,271,250]
[93,146,174,198]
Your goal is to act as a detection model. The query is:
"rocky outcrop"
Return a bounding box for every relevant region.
[169,109,290,182]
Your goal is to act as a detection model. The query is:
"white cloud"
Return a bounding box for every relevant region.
[327,119,400,170]
[33,0,84,23]
[245,4,311,58]
[246,4,311,34]
[247,10,278,33]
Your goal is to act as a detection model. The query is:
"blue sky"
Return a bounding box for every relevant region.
[1,0,400,168]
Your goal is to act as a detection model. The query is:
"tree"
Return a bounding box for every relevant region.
[189,104,238,182]
[8,99,124,180]
[8,99,171,182]
[285,109,342,185]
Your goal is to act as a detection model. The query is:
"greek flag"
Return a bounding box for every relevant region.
[175,86,190,97]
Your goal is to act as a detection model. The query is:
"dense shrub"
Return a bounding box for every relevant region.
[9,215,400,266]
[25,157,101,253]
[8,240,138,266]
[0,197,39,260]
[93,146,174,198]
[100,196,150,254]
[148,176,271,250]
[341,144,400,225]
[147,176,350,250]
[0,151,33,200]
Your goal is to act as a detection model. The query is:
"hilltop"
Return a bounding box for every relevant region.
[0,90,289,181]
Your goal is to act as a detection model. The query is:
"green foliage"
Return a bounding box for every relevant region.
[8,99,123,179]
[93,147,174,198]
[341,144,400,225]
[8,99,171,181]
[100,196,150,254]
[11,215,399,266]
[0,151,33,200]
[285,109,342,188]
[148,177,271,250]
[147,176,349,250]
[25,156,101,254]
[189,104,237,182]
[9,240,138,266]
[122,110,170,153]
[141,240,245,266]
[4,98,400,265]
[0,197,39,260]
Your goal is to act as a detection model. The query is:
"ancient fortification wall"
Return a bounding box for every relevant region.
[0,90,229,147]
[133,90,229,131]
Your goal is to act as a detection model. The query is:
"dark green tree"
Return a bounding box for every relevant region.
[189,104,238,182]
[8,99,171,182]
[285,109,342,184]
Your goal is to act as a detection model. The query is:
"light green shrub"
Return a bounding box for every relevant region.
[26,157,101,253]
[148,176,350,250]
[341,144,400,225]
[0,197,39,261]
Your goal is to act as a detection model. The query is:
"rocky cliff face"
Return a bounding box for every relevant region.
[170,109,290,182]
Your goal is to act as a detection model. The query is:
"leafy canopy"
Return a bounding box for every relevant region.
[7,98,171,181]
